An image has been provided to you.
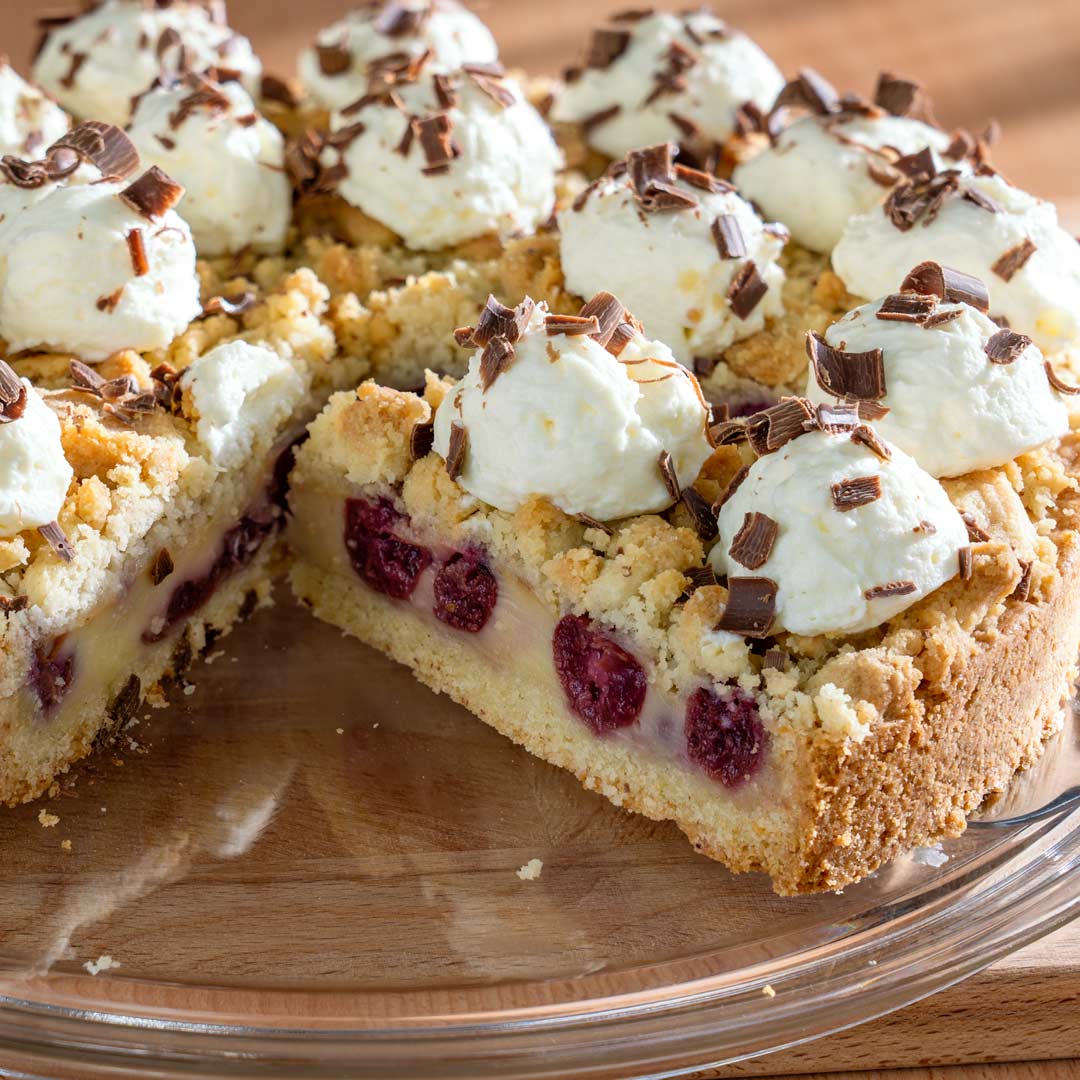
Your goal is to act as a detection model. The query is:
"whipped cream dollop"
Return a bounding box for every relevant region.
[0,62,70,159]
[551,9,782,160]
[709,414,968,637]
[128,76,290,256]
[34,0,261,126]
[320,66,561,250]
[0,375,73,536]
[0,125,201,360]
[182,340,307,469]
[833,171,1080,353]
[806,290,1070,478]
[734,112,956,254]
[299,0,499,112]
[433,296,713,520]
[559,145,786,365]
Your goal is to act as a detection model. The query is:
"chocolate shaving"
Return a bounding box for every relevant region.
[763,647,788,671]
[728,511,778,570]
[414,113,457,174]
[914,520,937,535]
[856,400,891,421]
[479,336,515,391]
[96,287,125,312]
[680,488,718,541]
[657,449,681,501]
[958,546,973,582]
[587,28,632,69]
[867,160,901,187]
[884,171,960,231]
[53,121,140,181]
[0,360,27,423]
[445,421,468,482]
[815,402,860,432]
[1012,559,1033,602]
[874,72,933,121]
[900,261,989,312]
[120,166,185,219]
[544,313,602,337]
[468,69,516,109]
[774,68,839,115]
[1045,361,1080,396]
[984,328,1032,365]
[202,291,257,318]
[578,291,628,348]
[606,321,638,358]
[717,576,777,638]
[806,332,886,401]
[373,2,429,36]
[923,308,963,329]
[126,228,149,276]
[709,418,748,446]
[432,73,458,110]
[0,594,28,614]
[466,295,535,348]
[745,397,815,456]
[674,163,730,194]
[864,580,916,600]
[626,142,699,213]
[581,104,622,133]
[316,42,351,77]
[990,237,1037,282]
[149,548,174,586]
[261,74,301,108]
[38,521,74,563]
[851,424,891,461]
[678,564,719,602]
[831,475,882,512]
[893,146,937,181]
[876,292,937,323]
[577,513,612,536]
[410,419,434,462]
[717,464,749,508]
[668,112,701,140]
[961,511,991,543]
[726,261,768,320]
[962,185,1003,214]
[711,214,747,260]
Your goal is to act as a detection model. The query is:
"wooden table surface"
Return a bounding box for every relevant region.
[9,2,1080,1078]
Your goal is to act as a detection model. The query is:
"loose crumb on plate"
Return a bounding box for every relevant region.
[38,809,59,828]
[516,858,543,881]
[762,984,776,998]
[83,955,120,976]
[61,839,72,852]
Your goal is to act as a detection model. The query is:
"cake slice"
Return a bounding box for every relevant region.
[0,125,361,806]
[288,289,1080,894]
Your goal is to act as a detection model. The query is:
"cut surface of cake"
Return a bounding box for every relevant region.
[288,286,1080,894]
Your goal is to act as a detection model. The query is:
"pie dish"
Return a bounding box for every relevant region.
[1,0,1078,896]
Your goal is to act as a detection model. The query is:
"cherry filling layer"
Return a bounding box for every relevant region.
[344,497,432,600]
[552,614,647,735]
[31,642,75,715]
[685,685,768,787]
[433,551,498,632]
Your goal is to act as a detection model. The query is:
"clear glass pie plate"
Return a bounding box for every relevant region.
[0,593,1077,1079]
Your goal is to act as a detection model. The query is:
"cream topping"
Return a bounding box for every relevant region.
[433,297,713,521]
[128,76,290,256]
[559,144,786,365]
[299,0,499,112]
[551,9,782,160]
[33,0,261,126]
[0,62,70,159]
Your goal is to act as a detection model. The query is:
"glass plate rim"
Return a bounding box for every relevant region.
[0,807,1076,1079]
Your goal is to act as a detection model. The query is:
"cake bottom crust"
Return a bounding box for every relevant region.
[289,527,1080,895]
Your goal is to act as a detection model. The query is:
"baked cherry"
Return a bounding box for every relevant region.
[433,551,497,632]
[553,614,647,734]
[31,644,74,714]
[685,685,768,787]
[344,497,432,600]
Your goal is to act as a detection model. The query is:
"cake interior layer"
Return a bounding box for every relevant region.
[287,477,1080,894]
[0,441,295,807]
